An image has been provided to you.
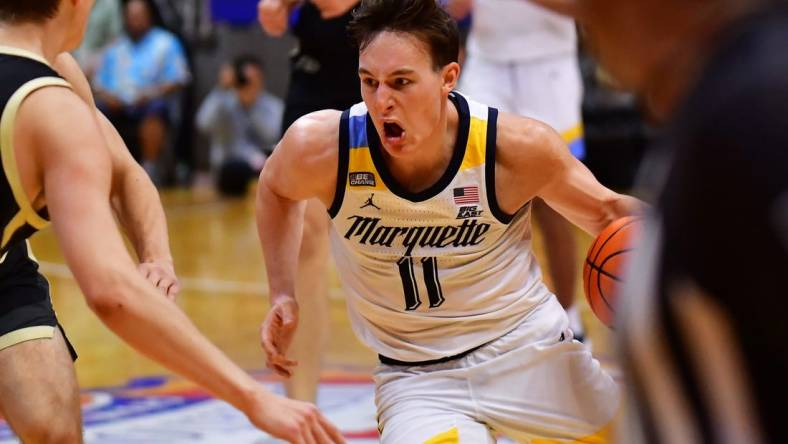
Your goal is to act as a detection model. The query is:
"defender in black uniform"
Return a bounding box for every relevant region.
[0,52,74,356]
[0,2,343,443]
[534,0,788,441]
[280,0,362,133]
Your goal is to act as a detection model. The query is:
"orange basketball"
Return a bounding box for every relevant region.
[583,216,641,328]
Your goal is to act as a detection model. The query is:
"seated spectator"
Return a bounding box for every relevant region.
[73,0,123,77]
[197,55,283,196]
[94,0,191,180]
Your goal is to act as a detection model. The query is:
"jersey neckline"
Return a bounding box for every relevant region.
[0,46,51,67]
[365,92,471,203]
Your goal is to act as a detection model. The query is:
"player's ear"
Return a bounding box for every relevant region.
[441,62,461,94]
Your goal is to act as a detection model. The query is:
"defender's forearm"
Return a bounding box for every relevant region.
[98,114,172,263]
[90,269,263,412]
[112,166,172,263]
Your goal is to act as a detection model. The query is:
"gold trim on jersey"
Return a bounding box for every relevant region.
[460,117,488,172]
[0,325,55,351]
[0,77,72,248]
[561,124,583,144]
[0,46,51,67]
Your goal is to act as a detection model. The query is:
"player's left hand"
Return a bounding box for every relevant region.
[260,297,299,377]
[138,259,180,301]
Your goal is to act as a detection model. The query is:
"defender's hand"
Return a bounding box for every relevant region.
[138,260,180,301]
[247,390,346,444]
[260,297,299,377]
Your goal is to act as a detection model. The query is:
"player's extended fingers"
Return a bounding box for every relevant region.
[309,412,334,444]
[269,353,297,366]
[138,264,153,279]
[260,323,278,351]
[272,363,293,378]
[156,277,172,292]
[302,426,317,444]
[316,412,345,443]
[264,359,289,377]
[269,356,297,371]
[166,280,181,300]
[145,269,163,288]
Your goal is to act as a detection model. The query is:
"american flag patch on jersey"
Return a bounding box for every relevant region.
[453,186,480,205]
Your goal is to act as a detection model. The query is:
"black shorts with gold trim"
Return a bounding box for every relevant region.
[0,241,76,360]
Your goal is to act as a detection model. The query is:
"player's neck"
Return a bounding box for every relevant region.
[0,23,65,65]
[383,98,459,194]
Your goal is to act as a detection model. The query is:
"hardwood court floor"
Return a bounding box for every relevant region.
[29,188,616,390]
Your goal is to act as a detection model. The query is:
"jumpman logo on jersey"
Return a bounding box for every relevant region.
[360,194,381,210]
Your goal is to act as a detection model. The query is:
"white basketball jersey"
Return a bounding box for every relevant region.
[466,0,577,62]
[327,92,553,362]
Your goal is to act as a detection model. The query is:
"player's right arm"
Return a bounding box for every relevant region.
[255,110,340,377]
[18,89,343,444]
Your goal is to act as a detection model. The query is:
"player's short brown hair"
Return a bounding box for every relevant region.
[348,0,459,71]
[0,0,61,23]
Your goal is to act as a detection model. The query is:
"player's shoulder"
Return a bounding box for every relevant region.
[264,109,342,203]
[19,82,89,122]
[495,111,565,169]
[18,85,98,146]
[273,110,342,179]
[52,53,93,106]
[283,109,342,153]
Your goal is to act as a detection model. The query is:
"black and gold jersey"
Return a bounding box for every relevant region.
[0,47,71,255]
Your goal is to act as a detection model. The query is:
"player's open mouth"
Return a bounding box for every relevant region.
[383,122,406,145]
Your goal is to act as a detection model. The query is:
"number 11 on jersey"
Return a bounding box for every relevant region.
[396,256,445,311]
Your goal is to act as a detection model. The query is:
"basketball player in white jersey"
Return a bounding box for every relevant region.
[257,0,641,441]
[0,1,341,442]
[448,0,588,338]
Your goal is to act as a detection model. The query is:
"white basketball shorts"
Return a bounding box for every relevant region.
[373,296,620,443]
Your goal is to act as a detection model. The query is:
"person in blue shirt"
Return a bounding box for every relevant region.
[94,0,190,180]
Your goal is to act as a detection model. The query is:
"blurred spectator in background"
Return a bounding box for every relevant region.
[73,0,123,77]
[95,0,191,182]
[258,0,360,403]
[197,55,283,196]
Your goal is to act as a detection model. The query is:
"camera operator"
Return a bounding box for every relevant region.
[197,55,284,196]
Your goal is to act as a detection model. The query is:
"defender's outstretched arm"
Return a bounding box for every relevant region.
[53,53,178,297]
